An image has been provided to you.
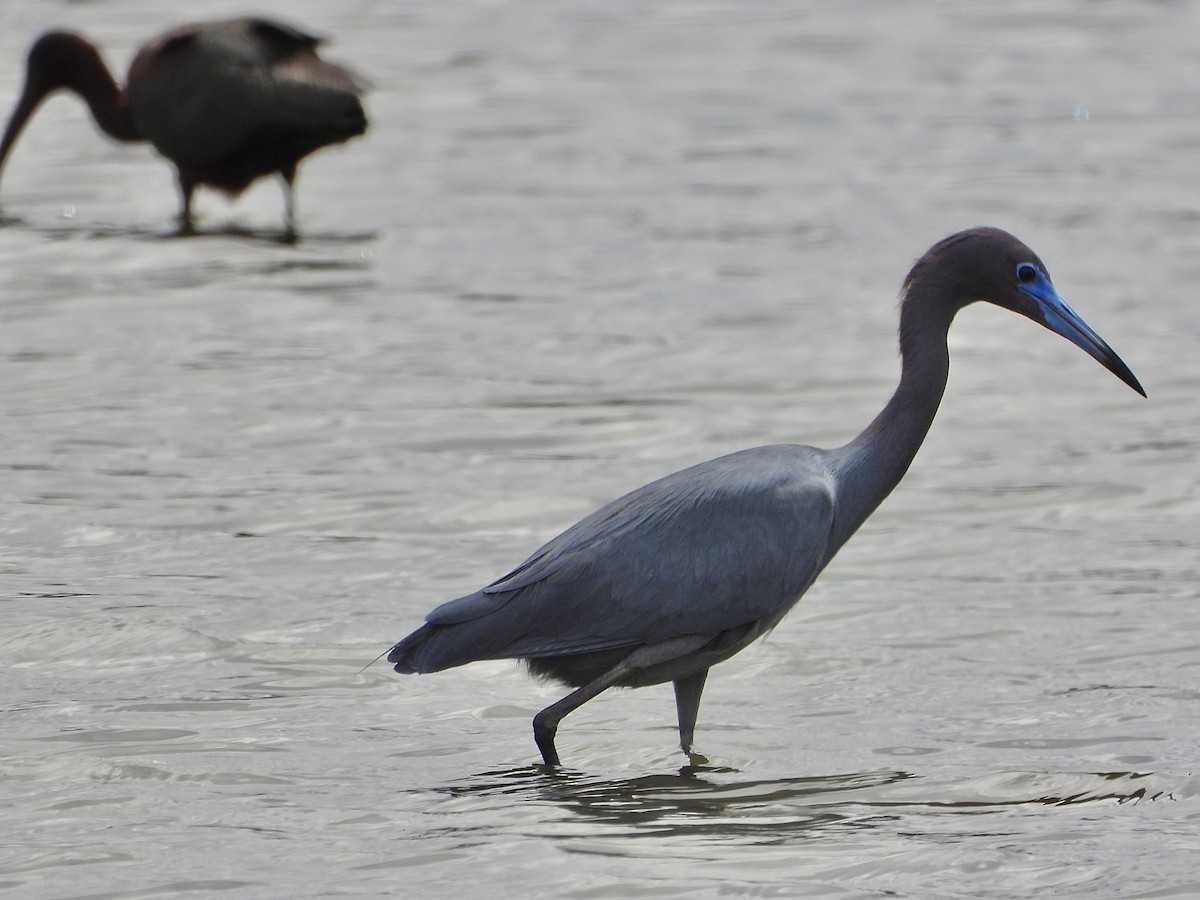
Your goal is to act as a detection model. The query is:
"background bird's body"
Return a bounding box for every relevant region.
[387,228,1144,767]
[0,18,367,234]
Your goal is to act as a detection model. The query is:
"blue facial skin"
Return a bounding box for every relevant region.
[1016,262,1146,396]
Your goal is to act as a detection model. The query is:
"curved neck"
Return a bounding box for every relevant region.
[62,50,141,142]
[828,297,955,549]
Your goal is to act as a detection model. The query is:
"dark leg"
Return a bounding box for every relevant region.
[279,169,297,241]
[177,177,196,234]
[532,663,631,767]
[673,669,708,754]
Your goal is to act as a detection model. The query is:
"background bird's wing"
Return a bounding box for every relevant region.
[424,445,837,659]
[127,19,365,165]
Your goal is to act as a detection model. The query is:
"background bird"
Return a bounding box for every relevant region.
[386,227,1145,768]
[0,17,367,237]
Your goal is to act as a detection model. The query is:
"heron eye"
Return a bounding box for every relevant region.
[1016,263,1039,284]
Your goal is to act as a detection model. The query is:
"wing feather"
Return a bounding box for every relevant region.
[413,445,837,666]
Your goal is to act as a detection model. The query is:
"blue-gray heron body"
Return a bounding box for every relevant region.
[387,228,1145,767]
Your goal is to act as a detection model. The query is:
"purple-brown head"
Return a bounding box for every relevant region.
[0,31,133,187]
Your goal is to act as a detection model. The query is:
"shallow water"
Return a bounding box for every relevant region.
[1,0,1198,897]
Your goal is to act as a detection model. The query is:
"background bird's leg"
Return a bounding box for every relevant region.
[176,176,196,234]
[673,669,708,757]
[532,660,634,767]
[279,168,297,241]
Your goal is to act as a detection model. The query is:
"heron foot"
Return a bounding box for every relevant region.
[532,710,561,767]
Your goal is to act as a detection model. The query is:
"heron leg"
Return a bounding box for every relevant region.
[532,663,631,767]
[673,669,708,754]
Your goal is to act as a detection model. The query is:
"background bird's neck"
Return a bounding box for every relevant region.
[828,299,954,549]
[55,47,142,143]
[76,77,140,143]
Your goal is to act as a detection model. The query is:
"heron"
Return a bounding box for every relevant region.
[386,227,1145,767]
[0,18,367,236]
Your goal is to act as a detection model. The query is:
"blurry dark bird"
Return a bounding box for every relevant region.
[386,228,1145,767]
[0,17,367,236]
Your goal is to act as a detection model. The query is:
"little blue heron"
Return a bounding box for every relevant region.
[0,18,367,236]
[387,227,1145,767]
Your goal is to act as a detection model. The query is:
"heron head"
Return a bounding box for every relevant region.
[906,227,1145,397]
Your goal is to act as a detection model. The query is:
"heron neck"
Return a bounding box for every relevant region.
[829,299,954,549]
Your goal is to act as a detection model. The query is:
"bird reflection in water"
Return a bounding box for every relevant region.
[427,766,1171,842]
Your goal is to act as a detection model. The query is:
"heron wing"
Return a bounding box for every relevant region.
[423,444,837,661]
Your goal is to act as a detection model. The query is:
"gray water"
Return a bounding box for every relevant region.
[1,1,1198,897]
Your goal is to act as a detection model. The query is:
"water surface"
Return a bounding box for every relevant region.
[1,1,1197,897]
